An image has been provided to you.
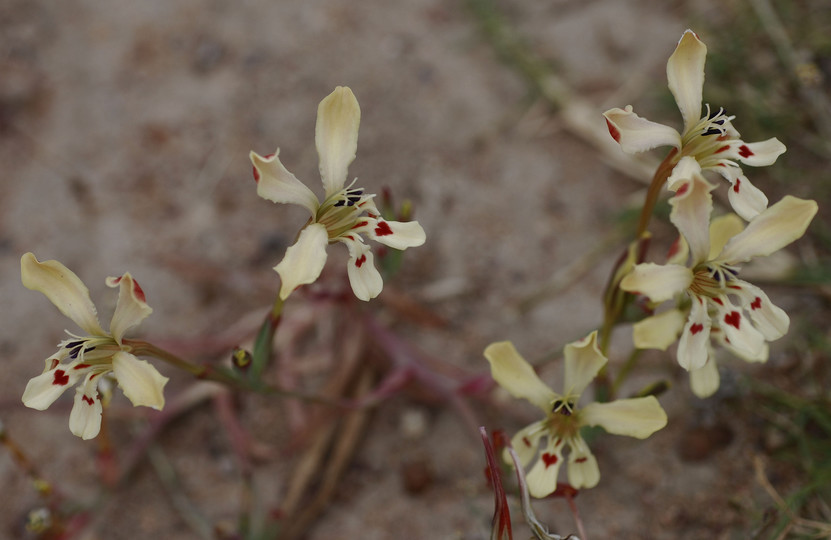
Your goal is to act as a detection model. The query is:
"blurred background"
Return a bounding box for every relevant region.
[1,0,829,538]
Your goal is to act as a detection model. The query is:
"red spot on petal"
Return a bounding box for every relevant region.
[738,145,754,158]
[252,166,260,183]
[676,183,690,196]
[355,254,367,268]
[724,311,741,329]
[714,145,730,154]
[750,297,762,310]
[712,297,724,306]
[733,178,741,193]
[522,437,531,447]
[374,221,393,237]
[82,395,95,406]
[728,285,742,290]
[575,457,588,464]
[132,279,146,303]
[542,452,559,468]
[690,323,704,335]
[73,364,90,370]
[667,237,681,259]
[49,358,60,370]
[605,118,621,143]
[352,220,368,229]
[52,370,69,386]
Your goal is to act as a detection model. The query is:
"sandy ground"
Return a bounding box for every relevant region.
[0,1,818,539]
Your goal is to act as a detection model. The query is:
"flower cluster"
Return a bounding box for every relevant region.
[620,160,816,395]
[251,86,426,301]
[21,87,427,440]
[604,31,818,396]
[485,332,667,496]
[20,253,168,440]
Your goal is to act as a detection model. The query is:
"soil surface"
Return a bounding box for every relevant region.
[0,1,820,539]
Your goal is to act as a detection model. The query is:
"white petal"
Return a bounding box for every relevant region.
[22,362,83,410]
[525,437,564,498]
[484,341,557,412]
[669,174,715,265]
[621,263,693,303]
[316,87,361,197]
[368,219,426,250]
[713,165,769,221]
[344,239,383,301]
[507,421,546,468]
[566,437,600,489]
[251,150,319,216]
[666,155,702,191]
[717,196,817,263]
[112,351,168,410]
[714,296,765,360]
[274,223,329,300]
[708,213,745,259]
[677,297,711,370]
[732,138,786,167]
[581,396,667,439]
[689,357,720,398]
[731,282,789,341]
[722,336,769,364]
[667,30,707,135]
[602,106,681,153]
[21,253,105,336]
[563,331,606,399]
[633,309,686,351]
[105,272,152,345]
[69,375,103,440]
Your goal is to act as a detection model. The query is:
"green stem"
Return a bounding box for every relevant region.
[250,295,285,381]
[611,348,643,395]
[124,338,334,404]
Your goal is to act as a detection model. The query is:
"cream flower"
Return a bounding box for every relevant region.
[21,253,168,440]
[250,86,426,301]
[603,30,786,221]
[484,332,667,496]
[621,167,817,378]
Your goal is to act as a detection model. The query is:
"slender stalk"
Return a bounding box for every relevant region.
[611,348,643,396]
[635,148,679,237]
[595,149,679,398]
[125,339,335,404]
[251,295,285,380]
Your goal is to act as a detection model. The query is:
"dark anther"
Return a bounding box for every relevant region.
[69,345,83,359]
[334,200,346,207]
[702,128,722,136]
[552,399,574,416]
[64,340,84,349]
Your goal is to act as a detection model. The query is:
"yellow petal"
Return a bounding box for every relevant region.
[484,341,557,412]
[581,396,667,439]
[21,253,105,336]
[106,272,152,344]
[275,223,329,300]
[316,87,360,197]
[112,352,168,410]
